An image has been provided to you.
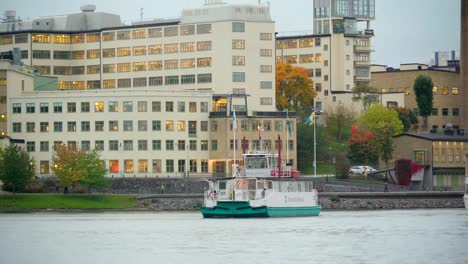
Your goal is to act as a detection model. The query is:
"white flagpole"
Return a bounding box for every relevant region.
[313,111,317,178]
[233,110,236,177]
[286,109,289,163]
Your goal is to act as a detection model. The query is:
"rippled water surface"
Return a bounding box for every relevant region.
[1,209,467,264]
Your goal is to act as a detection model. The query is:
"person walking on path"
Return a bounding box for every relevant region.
[384,182,389,192]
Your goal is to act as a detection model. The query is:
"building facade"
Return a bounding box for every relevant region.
[275,0,375,115]
[0,2,298,177]
[370,64,464,132]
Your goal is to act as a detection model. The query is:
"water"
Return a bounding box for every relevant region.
[0,209,467,264]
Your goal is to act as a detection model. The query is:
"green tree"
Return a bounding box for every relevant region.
[347,125,378,166]
[0,144,36,193]
[395,107,418,132]
[276,63,316,118]
[413,75,433,130]
[326,104,355,141]
[358,104,404,168]
[78,149,109,194]
[52,144,84,189]
[352,82,380,111]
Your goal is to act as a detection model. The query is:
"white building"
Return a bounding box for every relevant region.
[276,0,375,115]
[0,1,297,177]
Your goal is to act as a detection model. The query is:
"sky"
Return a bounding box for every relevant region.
[1,0,461,68]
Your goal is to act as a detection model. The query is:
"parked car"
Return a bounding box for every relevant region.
[349,166,377,175]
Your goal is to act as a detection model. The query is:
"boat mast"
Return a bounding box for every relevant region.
[232,109,237,177]
[278,134,282,178]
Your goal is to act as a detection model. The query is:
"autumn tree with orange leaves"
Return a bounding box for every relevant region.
[276,63,316,117]
[347,125,378,166]
[52,144,108,194]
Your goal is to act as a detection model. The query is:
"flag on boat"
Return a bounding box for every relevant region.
[232,109,237,130]
[306,112,315,126]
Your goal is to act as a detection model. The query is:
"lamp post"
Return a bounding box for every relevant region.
[328,146,332,182]
[186,143,189,193]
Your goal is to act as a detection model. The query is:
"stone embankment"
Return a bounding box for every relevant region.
[136,192,465,211]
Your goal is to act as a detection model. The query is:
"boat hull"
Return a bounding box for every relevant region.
[201,201,321,218]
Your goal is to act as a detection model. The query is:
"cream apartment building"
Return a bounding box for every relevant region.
[0,1,297,177]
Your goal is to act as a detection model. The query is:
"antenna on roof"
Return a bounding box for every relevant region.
[140,8,143,22]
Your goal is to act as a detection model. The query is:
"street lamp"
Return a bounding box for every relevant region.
[328,146,332,182]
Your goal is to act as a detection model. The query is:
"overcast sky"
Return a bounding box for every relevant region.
[1,0,461,68]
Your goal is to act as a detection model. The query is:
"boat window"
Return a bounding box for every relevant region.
[248,179,256,190]
[246,156,268,169]
[219,181,226,190]
[257,181,264,189]
[266,181,273,189]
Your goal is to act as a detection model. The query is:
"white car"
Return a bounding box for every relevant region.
[349,166,377,174]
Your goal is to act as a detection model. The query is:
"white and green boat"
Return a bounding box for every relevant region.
[201,150,321,218]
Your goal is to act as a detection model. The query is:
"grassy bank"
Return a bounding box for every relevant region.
[0,194,136,209]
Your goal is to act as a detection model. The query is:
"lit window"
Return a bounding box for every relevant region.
[95,101,104,112]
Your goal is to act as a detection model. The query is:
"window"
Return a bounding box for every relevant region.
[86,33,100,42]
[40,142,49,152]
[232,56,245,66]
[189,102,197,113]
[260,33,272,40]
[102,32,115,41]
[66,102,76,113]
[232,22,245,32]
[181,42,195,52]
[197,24,211,34]
[117,63,131,72]
[87,49,100,59]
[12,103,21,113]
[233,72,245,82]
[166,120,174,131]
[138,140,148,151]
[165,76,179,85]
[260,49,272,57]
[124,140,133,151]
[149,61,163,71]
[201,121,208,131]
[178,102,186,112]
[197,57,211,67]
[95,140,104,151]
[26,142,35,152]
[198,74,212,83]
[81,141,90,151]
[133,62,147,71]
[109,140,119,151]
[54,122,63,132]
[452,87,459,95]
[15,34,28,44]
[201,140,208,151]
[260,81,272,89]
[40,122,49,132]
[211,120,218,131]
[132,29,147,39]
[81,102,90,112]
[197,41,211,51]
[123,120,133,131]
[152,120,161,131]
[138,160,148,173]
[260,65,272,73]
[166,160,174,173]
[81,121,90,132]
[122,101,133,112]
[200,102,208,112]
[453,108,460,116]
[211,140,218,151]
[138,120,148,131]
[26,103,35,113]
[133,46,146,56]
[180,25,195,35]
[166,140,174,151]
[118,78,131,88]
[117,47,131,57]
[148,27,163,38]
[164,43,179,53]
[152,140,162,150]
[432,108,438,116]
[165,60,179,69]
[164,26,178,37]
[166,102,174,112]
[103,64,116,73]
[33,50,51,59]
[181,59,195,69]
[441,86,449,95]
[95,101,104,112]
[95,121,104,132]
[54,34,70,44]
[40,103,49,113]
[12,122,21,133]
[32,34,50,43]
[67,121,76,132]
[260,97,273,105]
[432,86,438,95]
[442,108,449,116]
[177,120,186,131]
[117,30,131,40]
[152,160,162,173]
[232,40,245,49]
[152,101,161,112]
[148,44,163,54]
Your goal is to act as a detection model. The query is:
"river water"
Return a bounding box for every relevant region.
[0,209,467,264]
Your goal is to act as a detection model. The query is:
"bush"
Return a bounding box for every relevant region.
[335,152,350,179]
[330,195,341,203]
[24,181,48,193]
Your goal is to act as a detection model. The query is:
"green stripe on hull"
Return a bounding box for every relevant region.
[201,201,321,218]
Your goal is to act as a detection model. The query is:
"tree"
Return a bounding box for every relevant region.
[395,107,418,132]
[52,145,108,194]
[276,63,316,118]
[413,75,433,130]
[78,149,109,194]
[352,82,380,111]
[357,104,404,168]
[326,104,355,141]
[0,144,36,193]
[347,125,378,166]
